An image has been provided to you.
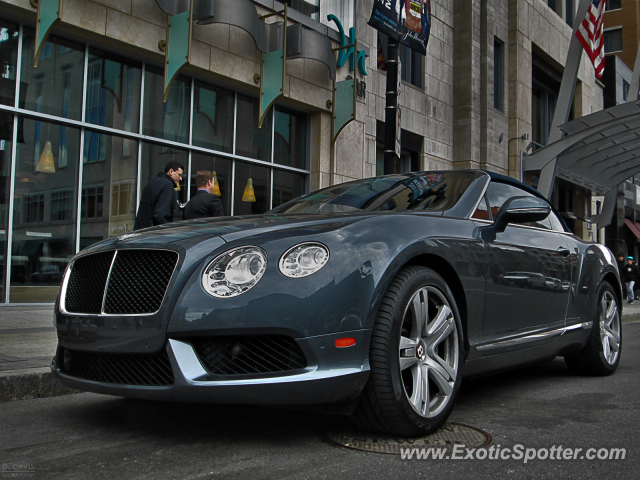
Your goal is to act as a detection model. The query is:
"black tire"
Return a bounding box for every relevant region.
[352,266,464,436]
[564,282,622,376]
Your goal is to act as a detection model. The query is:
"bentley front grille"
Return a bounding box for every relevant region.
[64,249,179,315]
[191,336,308,376]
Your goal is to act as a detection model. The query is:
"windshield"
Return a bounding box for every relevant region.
[269,171,476,214]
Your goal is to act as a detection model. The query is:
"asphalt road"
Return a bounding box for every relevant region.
[2,322,639,480]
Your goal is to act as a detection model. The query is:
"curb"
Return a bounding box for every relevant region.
[622,313,640,323]
[0,370,78,403]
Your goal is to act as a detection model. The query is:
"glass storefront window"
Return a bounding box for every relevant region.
[272,170,305,209]
[0,124,11,302]
[192,81,234,153]
[0,19,18,108]
[274,107,307,169]
[11,118,79,303]
[190,152,232,216]
[0,20,310,302]
[80,131,138,250]
[236,95,272,162]
[86,48,142,133]
[234,161,270,215]
[143,66,190,144]
[141,142,188,222]
[20,29,84,120]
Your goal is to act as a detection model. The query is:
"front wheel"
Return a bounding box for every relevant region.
[565,283,622,376]
[353,266,463,436]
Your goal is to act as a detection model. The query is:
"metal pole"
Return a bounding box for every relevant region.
[630,43,640,101]
[537,0,592,199]
[384,41,399,175]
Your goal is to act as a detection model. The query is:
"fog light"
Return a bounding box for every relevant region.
[62,349,72,371]
[335,337,356,348]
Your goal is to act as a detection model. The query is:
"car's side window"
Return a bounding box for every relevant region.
[485,182,553,230]
[471,194,491,220]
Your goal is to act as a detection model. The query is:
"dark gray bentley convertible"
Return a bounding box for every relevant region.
[52,170,622,436]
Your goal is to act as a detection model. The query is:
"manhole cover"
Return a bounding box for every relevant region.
[325,422,491,455]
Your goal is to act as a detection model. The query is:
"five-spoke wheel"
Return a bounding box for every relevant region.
[565,282,622,376]
[353,266,462,436]
[399,287,459,419]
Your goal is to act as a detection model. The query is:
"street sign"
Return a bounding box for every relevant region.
[369,0,432,55]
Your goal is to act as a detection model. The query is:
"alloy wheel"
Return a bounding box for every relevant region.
[399,286,459,418]
[599,291,620,365]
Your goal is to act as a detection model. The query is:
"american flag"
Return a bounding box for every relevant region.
[576,0,607,79]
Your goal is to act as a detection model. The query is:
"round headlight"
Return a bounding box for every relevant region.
[279,242,330,278]
[202,246,267,298]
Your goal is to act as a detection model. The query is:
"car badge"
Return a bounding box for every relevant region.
[118,233,141,241]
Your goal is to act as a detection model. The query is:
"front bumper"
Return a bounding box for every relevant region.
[51,335,370,405]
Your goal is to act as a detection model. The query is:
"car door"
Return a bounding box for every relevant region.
[473,182,572,343]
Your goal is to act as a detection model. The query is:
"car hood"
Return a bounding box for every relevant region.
[83,212,441,252]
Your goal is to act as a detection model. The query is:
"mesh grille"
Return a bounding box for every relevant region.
[62,347,174,386]
[65,252,115,314]
[103,250,179,314]
[192,336,308,376]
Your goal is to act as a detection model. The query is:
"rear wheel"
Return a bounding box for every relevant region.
[565,283,621,376]
[353,266,463,436]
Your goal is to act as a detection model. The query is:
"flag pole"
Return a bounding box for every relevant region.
[629,43,640,101]
[536,0,594,199]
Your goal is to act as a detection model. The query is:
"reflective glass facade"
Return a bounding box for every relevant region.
[0,19,310,303]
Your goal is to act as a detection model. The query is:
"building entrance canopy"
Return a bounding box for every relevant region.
[524,101,640,227]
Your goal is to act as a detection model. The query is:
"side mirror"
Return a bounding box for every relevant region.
[493,196,551,233]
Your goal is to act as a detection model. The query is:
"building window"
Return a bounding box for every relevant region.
[604,28,623,53]
[110,182,133,217]
[81,185,104,219]
[565,0,573,27]
[285,0,355,31]
[24,193,45,223]
[605,0,621,11]
[494,37,504,111]
[400,44,422,88]
[623,80,630,102]
[547,0,560,16]
[58,69,71,168]
[51,189,73,221]
[377,33,422,88]
[532,57,562,147]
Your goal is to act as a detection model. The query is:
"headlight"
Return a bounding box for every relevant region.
[202,246,267,298]
[279,242,330,278]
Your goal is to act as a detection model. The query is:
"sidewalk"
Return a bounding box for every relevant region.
[1,302,640,402]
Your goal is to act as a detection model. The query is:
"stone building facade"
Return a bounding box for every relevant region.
[0,0,604,303]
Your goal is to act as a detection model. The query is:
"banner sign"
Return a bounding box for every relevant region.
[369,0,432,55]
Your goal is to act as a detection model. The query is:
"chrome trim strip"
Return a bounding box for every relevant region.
[101,251,119,314]
[477,321,593,352]
[466,175,490,220]
[564,321,593,331]
[59,249,179,317]
[478,327,564,351]
[472,218,565,234]
[169,339,208,379]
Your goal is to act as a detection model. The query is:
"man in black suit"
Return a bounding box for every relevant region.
[184,170,224,220]
[134,160,184,230]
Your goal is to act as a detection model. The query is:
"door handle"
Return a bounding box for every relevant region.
[557,247,571,257]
